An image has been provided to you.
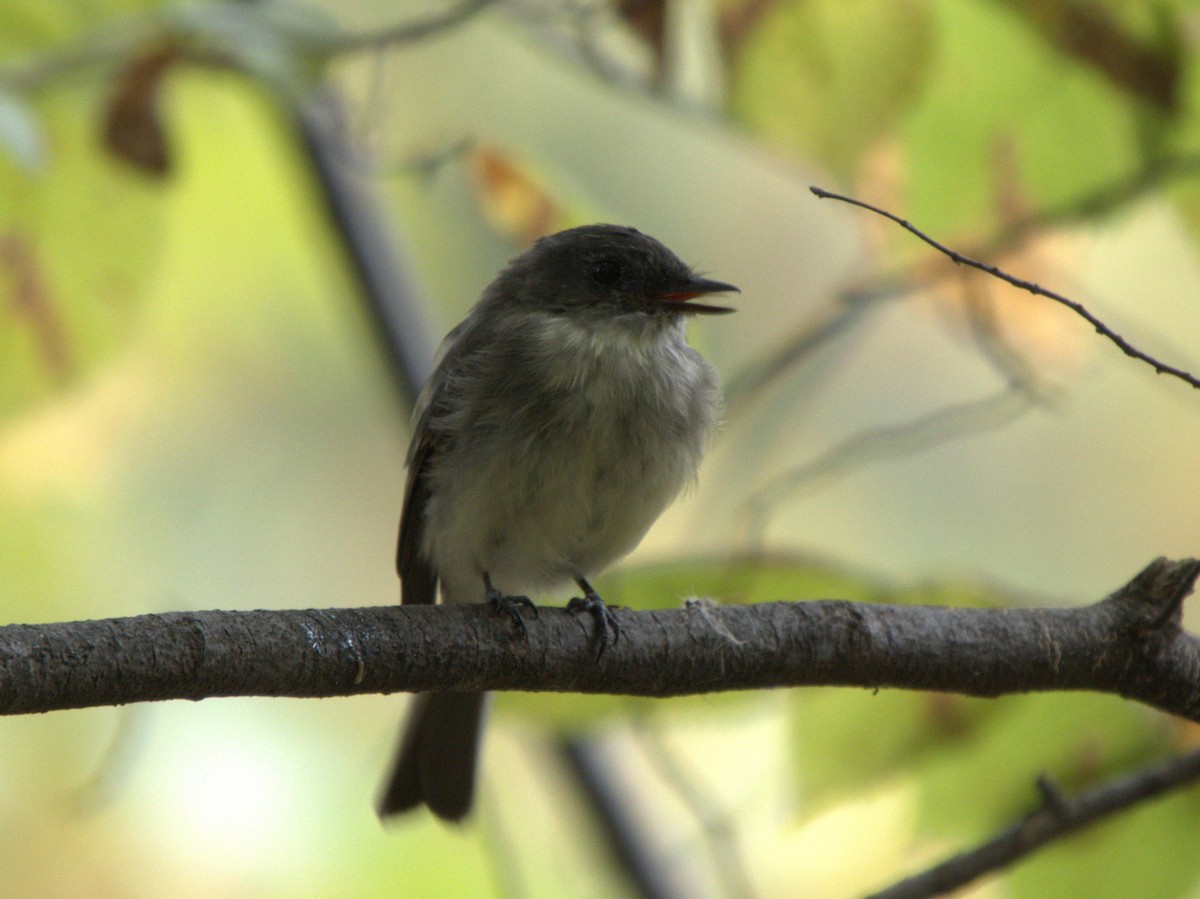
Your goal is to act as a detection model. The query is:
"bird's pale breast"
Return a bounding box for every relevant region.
[424,312,718,604]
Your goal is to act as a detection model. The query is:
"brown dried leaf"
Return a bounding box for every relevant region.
[616,0,668,65]
[468,146,571,246]
[103,39,179,177]
[0,231,70,379]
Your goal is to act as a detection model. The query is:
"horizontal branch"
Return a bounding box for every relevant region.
[1,559,1199,719]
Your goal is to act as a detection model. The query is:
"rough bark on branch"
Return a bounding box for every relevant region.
[1,558,1198,717]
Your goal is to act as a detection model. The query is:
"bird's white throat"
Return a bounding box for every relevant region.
[524,309,695,398]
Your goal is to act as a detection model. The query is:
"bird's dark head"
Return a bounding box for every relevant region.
[487,224,738,323]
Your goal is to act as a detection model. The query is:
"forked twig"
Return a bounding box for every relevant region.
[869,748,1200,899]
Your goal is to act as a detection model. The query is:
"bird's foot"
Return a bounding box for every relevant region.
[484,575,538,637]
[568,578,620,659]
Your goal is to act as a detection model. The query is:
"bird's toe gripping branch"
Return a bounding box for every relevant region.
[568,577,621,659]
[483,573,539,637]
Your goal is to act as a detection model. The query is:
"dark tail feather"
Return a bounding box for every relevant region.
[377,691,488,822]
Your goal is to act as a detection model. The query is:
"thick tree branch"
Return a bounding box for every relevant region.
[1,558,1198,720]
[869,747,1200,899]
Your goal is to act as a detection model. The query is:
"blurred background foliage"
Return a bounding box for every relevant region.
[3,0,1200,896]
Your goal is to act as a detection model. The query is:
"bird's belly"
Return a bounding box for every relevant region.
[493,459,681,586]
[426,421,695,601]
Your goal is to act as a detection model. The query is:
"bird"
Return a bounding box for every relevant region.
[378,223,737,821]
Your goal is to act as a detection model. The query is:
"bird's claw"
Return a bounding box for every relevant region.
[567,590,620,659]
[486,587,538,637]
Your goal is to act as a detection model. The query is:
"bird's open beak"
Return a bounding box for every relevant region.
[655,276,739,315]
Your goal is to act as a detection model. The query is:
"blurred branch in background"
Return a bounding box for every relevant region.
[633,720,757,899]
[0,0,505,96]
[320,0,503,55]
[997,0,1180,111]
[724,300,869,413]
[740,385,1032,543]
[870,747,1200,899]
[296,95,436,404]
[560,739,686,899]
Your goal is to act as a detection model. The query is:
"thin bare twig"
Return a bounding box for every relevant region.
[810,186,1200,391]
[733,153,1200,413]
[868,747,1200,899]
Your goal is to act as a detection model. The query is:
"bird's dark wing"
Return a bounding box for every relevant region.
[396,429,439,606]
[395,316,478,606]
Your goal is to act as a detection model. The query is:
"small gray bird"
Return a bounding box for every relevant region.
[378,224,737,821]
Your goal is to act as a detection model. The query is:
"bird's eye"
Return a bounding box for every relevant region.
[590,257,622,286]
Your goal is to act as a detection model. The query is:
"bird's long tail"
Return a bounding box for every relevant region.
[377,691,489,822]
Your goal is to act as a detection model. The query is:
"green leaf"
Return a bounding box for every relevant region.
[902,0,1146,239]
[916,693,1171,837]
[0,0,162,61]
[0,86,165,420]
[729,0,934,180]
[790,689,1001,806]
[596,554,882,610]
